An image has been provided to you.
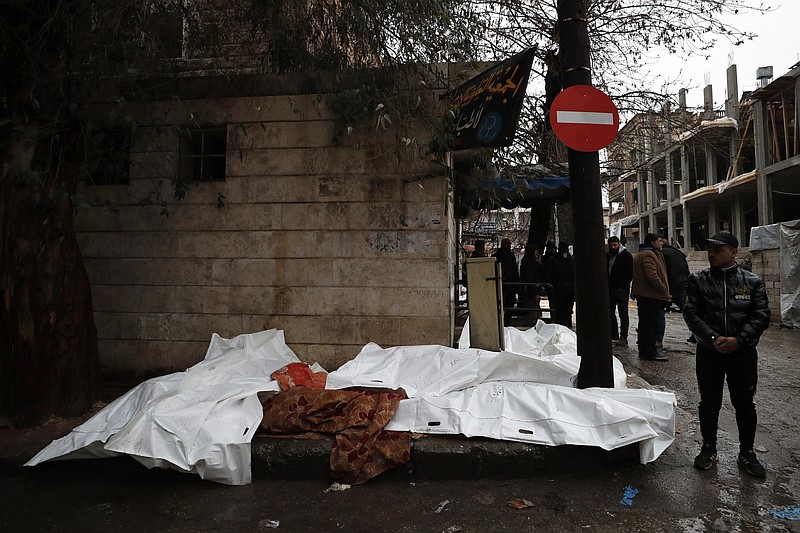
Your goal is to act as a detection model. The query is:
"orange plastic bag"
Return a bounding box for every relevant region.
[271,362,327,390]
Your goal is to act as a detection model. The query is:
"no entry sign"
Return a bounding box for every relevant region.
[550,85,619,152]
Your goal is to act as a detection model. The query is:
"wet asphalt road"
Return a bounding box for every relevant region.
[1,310,799,532]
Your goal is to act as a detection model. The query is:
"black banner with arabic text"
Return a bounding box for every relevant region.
[451,47,536,151]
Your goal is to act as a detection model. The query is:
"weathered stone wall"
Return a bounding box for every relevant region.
[749,248,782,321]
[685,250,708,278]
[686,248,781,321]
[76,93,454,377]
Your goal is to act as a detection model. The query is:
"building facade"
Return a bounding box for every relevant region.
[608,62,800,321]
[609,63,799,247]
[77,75,458,377]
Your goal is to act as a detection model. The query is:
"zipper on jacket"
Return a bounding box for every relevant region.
[723,274,727,335]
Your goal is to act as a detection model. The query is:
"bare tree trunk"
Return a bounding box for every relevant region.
[2,193,101,426]
[1,78,101,426]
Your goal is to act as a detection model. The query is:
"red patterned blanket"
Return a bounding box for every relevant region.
[259,387,410,484]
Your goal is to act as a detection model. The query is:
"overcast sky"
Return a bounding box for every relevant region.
[651,2,800,110]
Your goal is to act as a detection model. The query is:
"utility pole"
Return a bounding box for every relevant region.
[557,0,614,387]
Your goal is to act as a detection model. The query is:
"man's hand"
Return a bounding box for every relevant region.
[713,336,740,354]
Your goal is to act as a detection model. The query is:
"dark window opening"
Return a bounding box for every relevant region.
[179,127,227,183]
[89,130,131,186]
[151,6,183,59]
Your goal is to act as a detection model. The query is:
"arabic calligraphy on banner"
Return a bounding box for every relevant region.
[451,47,536,151]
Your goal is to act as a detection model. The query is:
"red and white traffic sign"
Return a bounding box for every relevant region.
[550,85,619,152]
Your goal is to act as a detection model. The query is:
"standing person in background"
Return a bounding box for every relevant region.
[541,240,561,325]
[520,243,543,321]
[607,236,633,347]
[684,231,770,477]
[544,241,575,328]
[657,236,692,347]
[661,238,690,311]
[541,241,557,270]
[631,233,671,361]
[463,239,487,290]
[493,238,520,316]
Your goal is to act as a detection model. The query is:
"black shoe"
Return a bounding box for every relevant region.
[694,444,717,470]
[738,449,767,478]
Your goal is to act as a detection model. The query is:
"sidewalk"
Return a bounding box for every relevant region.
[0,381,647,480]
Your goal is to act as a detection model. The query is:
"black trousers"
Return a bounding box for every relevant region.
[671,285,686,311]
[609,287,630,340]
[502,286,517,309]
[550,284,574,328]
[696,344,758,451]
[635,296,661,358]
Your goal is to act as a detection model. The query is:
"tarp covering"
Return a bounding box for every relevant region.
[780,220,800,328]
[27,322,676,484]
[676,116,738,142]
[331,321,673,463]
[328,321,626,392]
[26,329,300,485]
[749,221,783,251]
[681,171,757,202]
[749,219,800,327]
[749,218,800,251]
[609,213,640,238]
[386,382,675,463]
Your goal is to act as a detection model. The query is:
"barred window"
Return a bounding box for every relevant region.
[178,126,227,182]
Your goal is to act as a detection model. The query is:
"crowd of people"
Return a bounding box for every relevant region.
[466,229,771,478]
[468,238,574,328]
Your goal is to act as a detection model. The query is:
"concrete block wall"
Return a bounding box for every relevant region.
[749,248,782,320]
[686,248,782,320]
[685,250,708,277]
[76,93,454,377]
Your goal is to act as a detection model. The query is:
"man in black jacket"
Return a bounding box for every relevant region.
[661,240,690,311]
[543,241,575,328]
[493,238,520,315]
[683,231,771,477]
[607,236,633,346]
[658,238,692,347]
